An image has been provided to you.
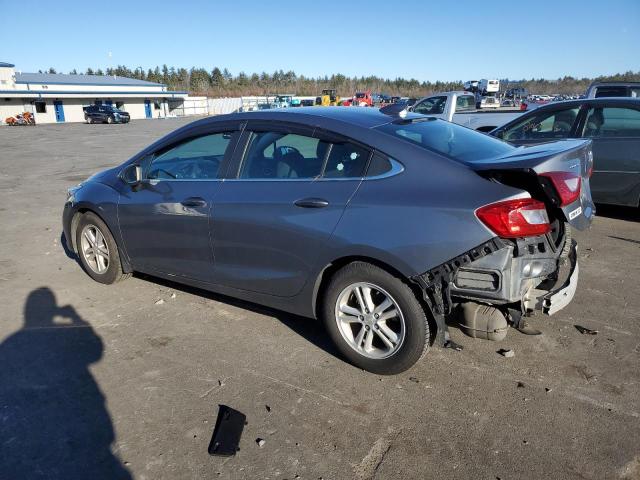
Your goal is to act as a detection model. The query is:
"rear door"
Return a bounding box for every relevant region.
[577,104,640,206]
[211,122,369,297]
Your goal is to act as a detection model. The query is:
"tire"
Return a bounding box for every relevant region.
[86,116,92,124]
[75,212,130,284]
[321,262,429,374]
[107,116,113,124]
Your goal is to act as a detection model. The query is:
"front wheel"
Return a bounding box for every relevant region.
[106,116,113,124]
[75,212,130,284]
[321,262,429,374]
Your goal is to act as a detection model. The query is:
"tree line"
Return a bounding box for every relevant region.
[39,66,640,98]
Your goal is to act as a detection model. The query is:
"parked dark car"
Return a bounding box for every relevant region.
[491,98,640,207]
[300,99,315,107]
[63,107,593,374]
[84,105,130,124]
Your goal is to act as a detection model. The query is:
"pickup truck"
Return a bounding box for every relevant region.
[409,91,525,132]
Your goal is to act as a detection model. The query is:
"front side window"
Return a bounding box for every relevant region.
[500,107,580,141]
[582,107,640,138]
[147,132,233,180]
[240,132,327,179]
[376,119,514,164]
[413,96,447,115]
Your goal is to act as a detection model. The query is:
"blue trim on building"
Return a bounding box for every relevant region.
[0,90,188,95]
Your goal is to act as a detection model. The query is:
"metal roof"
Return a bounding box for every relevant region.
[0,62,15,68]
[15,72,164,87]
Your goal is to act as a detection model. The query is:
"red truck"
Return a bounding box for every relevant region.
[343,90,374,107]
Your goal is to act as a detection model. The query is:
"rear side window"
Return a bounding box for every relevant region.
[240,132,327,179]
[376,120,514,164]
[147,132,233,180]
[323,143,370,178]
[455,95,475,112]
[582,107,640,138]
[366,153,394,177]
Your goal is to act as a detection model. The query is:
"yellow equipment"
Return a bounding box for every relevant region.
[316,89,340,106]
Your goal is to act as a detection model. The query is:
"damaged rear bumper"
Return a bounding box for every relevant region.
[411,230,579,343]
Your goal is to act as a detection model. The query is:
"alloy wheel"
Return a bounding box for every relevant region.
[334,282,406,359]
[80,224,110,274]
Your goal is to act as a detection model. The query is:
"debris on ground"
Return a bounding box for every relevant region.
[256,438,266,447]
[498,349,515,358]
[170,293,177,299]
[517,381,526,388]
[154,299,165,305]
[265,405,271,413]
[208,405,246,456]
[545,387,552,393]
[408,376,419,383]
[575,325,598,335]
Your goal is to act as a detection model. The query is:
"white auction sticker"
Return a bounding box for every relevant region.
[569,206,582,220]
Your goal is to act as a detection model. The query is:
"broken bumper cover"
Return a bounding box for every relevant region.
[412,233,579,317]
[542,258,579,315]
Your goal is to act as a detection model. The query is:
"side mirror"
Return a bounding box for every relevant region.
[121,164,142,185]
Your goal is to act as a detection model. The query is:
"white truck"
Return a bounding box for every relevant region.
[409,91,525,132]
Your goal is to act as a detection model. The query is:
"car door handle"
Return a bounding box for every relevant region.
[294,198,329,208]
[181,197,207,207]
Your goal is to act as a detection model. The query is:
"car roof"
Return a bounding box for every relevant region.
[529,97,640,109]
[193,106,426,129]
[589,81,640,86]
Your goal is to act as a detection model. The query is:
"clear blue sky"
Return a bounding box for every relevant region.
[1,0,638,81]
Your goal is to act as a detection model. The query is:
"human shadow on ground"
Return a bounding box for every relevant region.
[0,287,132,480]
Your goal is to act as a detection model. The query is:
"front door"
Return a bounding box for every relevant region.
[211,123,370,297]
[53,101,65,122]
[118,129,238,281]
[144,100,152,119]
[496,105,581,145]
[580,105,640,206]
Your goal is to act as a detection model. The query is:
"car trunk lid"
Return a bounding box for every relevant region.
[469,139,595,231]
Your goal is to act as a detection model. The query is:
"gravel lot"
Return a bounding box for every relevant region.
[1,119,639,480]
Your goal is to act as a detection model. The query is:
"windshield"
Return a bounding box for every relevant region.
[376,119,515,163]
[356,93,366,98]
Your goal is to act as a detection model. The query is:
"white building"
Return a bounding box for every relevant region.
[0,61,189,124]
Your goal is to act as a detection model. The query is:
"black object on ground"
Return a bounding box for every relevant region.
[575,325,598,335]
[444,339,464,351]
[208,405,247,456]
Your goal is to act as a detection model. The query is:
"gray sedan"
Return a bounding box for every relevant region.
[491,98,640,207]
[63,107,594,374]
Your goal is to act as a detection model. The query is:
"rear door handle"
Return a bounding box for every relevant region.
[181,197,207,207]
[294,197,329,208]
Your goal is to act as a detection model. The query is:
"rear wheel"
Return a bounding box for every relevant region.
[75,212,130,284]
[86,116,92,124]
[321,262,429,374]
[107,116,113,124]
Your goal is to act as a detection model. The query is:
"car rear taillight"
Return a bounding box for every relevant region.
[476,198,551,238]
[540,171,581,206]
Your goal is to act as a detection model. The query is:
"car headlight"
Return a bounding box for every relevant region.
[66,184,83,203]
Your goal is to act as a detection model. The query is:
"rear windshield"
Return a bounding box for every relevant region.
[376,119,515,163]
[595,86,628,98]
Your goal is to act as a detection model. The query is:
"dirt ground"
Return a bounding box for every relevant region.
[0,119,638,480]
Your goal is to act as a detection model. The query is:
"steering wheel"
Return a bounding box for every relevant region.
[553,121,571,134]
